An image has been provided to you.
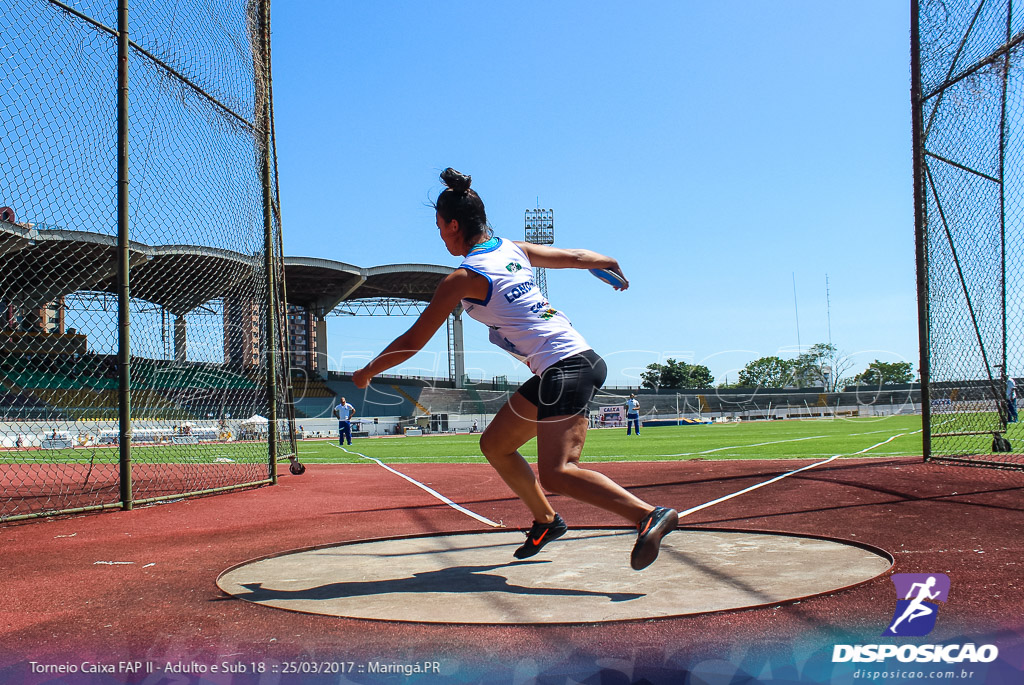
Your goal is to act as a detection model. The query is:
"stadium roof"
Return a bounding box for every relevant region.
[283,257,453,315]
[1,221,452,316]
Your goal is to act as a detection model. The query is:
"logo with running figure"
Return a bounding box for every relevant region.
[885,573,950,637]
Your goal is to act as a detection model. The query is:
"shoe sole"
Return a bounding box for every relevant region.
[630,508,678,570]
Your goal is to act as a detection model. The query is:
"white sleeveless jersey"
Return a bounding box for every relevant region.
[459,237,590,375]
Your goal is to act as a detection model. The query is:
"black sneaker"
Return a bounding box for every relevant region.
[513,513,568,559]
[631,507,678,570]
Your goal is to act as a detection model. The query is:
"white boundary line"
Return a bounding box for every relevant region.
[659,434,828,458]
[678,431,918,519]
[331,443,503,528]
[300,427,914,463]
[328,429,918,528]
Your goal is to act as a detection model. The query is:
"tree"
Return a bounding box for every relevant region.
[854,360,914,386]
[685,364,715,389]
[737,356,795,388]
[641,359,714,390]
[790,343,854,391]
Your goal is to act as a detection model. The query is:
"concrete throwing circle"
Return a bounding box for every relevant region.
[217,529,891,624]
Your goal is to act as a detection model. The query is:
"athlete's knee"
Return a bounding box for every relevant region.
[538,470,563,494]
[538,463,575,494]
[479,431,515,463]
[478,430,499,457]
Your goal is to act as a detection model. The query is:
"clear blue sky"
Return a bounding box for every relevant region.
[270,2,915,387]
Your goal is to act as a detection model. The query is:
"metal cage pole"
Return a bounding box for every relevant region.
[911,0,932,461]
[117,0,133,507]
[264,3,297,460]
[998,3,1013,429]
[259,0,278,482]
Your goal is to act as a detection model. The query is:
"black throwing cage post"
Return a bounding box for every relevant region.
[913,0,1024,469]
[0,0,294,522]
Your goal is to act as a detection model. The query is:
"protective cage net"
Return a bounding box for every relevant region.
[915,0,1024,468]
[0,0,292,522]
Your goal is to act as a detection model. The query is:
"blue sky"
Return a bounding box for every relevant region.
[270,2,915,387]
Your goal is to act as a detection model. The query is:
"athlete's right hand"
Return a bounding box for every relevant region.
[353,368,372,389]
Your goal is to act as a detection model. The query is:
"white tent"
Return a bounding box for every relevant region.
[241,414,268,425]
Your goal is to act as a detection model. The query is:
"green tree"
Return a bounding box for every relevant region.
[737,356,795,388]
[854,360,914,386]
[641,359,714,390]
[686,364,715,389]
[791,343,853,391]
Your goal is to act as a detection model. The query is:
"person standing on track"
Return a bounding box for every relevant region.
[334,396,356,446]
[353,168,677,570]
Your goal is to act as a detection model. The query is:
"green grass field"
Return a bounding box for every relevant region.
[296,414,926,465]
[0,441,274,465]
[13,414,1024,466]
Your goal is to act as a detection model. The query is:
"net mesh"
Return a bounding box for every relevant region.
[916,0,1024,468]
[0,0,290,521]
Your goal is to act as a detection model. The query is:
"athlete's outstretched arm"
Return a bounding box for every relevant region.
[353,269,485,388]
[514,242,628,288]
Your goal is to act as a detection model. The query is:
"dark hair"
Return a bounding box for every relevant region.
[433,168,490,244]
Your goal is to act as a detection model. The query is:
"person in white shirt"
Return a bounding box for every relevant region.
[333,396,356,446]
[1008,376,1018,423]
[354,168,676,570]
[626,394,641,436]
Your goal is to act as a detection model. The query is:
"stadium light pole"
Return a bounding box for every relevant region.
[525,209,554,299]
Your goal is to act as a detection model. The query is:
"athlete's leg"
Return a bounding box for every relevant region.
[536,414,653,523]
[479,392,555,523]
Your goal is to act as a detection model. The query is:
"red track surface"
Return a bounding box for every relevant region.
[2,456,1023,683]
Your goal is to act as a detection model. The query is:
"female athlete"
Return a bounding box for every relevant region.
[353,168,676,570]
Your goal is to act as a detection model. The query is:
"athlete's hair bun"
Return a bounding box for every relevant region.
[433,167,489,239]
[440,167,472,193]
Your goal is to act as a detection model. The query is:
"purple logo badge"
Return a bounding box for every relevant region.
[884,573,950,637]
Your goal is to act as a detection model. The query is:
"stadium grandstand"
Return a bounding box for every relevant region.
[1,220,928,443]
[0,219,460,426]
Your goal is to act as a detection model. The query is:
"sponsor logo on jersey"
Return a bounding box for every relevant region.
[505,280,535,303]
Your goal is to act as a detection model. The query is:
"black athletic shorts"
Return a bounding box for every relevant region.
[516,349,607,420]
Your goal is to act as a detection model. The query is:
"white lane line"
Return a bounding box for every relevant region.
[331,443,503,528]
[678,431,913,519]
[661,434,828,458]
[849,429,901,436]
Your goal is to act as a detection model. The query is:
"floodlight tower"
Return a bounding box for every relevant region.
[525,208,554,299]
